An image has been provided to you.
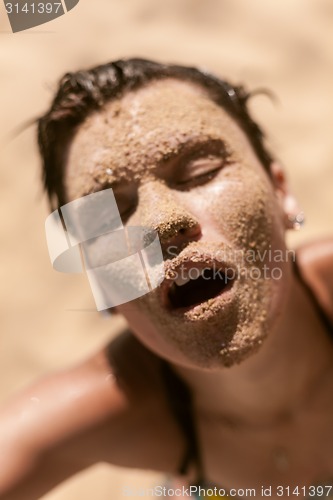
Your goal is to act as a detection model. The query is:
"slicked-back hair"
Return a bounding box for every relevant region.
[37,58,273,210]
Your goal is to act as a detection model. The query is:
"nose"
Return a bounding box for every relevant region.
[138,181,201,253]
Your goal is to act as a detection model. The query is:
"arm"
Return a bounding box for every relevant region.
[0,328,189,500]
[0,348,128,500]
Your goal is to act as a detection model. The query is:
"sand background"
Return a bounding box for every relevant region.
[0,0,332,498]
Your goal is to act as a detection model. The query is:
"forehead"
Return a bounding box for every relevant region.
[65,78,254,200]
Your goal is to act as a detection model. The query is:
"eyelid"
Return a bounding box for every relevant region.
[175,155,228,186]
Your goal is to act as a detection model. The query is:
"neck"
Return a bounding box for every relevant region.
[173,269,333,427]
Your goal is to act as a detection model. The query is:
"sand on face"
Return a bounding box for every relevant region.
[1,1,333,498]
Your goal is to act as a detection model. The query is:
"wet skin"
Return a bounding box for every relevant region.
[64,78,291,369]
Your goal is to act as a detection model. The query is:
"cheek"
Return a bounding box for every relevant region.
[202,167,290,331]
[203,167,283,254]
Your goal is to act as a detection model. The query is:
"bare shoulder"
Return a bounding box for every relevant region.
[0,328,186,497]
[0,327,181,457]
[295,236,333,322]
[38,329,186,472]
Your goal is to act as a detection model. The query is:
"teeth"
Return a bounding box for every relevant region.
[174,275,191,287]
[174,267,206,287]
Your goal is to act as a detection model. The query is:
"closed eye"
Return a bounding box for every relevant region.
[175,155,227,188]
[115,196,137,223]
[120,206,136,222]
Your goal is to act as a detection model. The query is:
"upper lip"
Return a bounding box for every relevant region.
[159,245,237,309]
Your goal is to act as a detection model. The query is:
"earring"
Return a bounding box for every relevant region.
[287,212,305,230]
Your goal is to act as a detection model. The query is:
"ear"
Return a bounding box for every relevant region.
[269,162,304,230]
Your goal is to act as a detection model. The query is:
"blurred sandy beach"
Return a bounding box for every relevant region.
[0,0,332,498]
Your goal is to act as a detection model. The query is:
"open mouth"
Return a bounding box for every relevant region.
[162,261,235,312]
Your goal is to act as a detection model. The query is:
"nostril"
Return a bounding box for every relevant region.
[174,223,201,239]
[184,222,202,239]
[157,221,201,249]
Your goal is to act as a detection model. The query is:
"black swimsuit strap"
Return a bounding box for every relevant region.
[160,361,204,481]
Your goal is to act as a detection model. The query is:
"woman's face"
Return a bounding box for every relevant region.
[64,78,291,370]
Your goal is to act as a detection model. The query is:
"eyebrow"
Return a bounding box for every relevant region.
[160,137,229,166]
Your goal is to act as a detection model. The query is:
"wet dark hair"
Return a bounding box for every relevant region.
[37,58,273,210]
